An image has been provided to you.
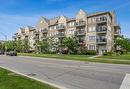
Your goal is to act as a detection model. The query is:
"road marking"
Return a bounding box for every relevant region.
[120,74,130,89]
[0,66,68,89]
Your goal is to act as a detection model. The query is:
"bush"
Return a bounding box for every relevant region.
[116,50,128,55]
[61,49,68,54]
[47,51,56,54]
[103,52,114,56]
[85,50,97,55]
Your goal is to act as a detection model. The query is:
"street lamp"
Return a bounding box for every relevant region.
[0,32,7,55]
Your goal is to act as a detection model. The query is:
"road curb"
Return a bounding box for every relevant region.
[0,66,68,89]
[119,73,130,89]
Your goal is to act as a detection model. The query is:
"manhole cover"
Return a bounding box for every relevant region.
[26,73,36,76]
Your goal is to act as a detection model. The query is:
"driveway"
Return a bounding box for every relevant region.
[0,56,130,89]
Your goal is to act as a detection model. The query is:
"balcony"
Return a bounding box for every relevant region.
[78,40,85,45]
[17,34,21,37]
[114,28,121,36]
[75,30,86,36]
[33,36,39,40]
[41,35,47,39]
[96,26,107,34]
[41,28,48,33]
[57,33,65,38]
[96,38,107,44]
[114,31,120,36]
[96,17,107,24]
[75,21,86,27]
[33,31,39,35]
[12,36,16,39]
[57,25,65,30]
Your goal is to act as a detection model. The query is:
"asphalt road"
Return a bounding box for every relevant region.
[0,56,130,89]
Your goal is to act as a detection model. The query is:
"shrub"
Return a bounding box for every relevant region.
[47,51,56,54]
[103,52,114,56]
[116,50,128,55]
[85,50,97,55]
[61,49,69,54]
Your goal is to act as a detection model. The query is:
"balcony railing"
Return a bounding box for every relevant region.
[75,21,86,27]
[57,25,65,30]
[57,33,65,38]
[41,35,47,39]
[16,34,21,37]
[78,40,85,45]
[12,36,16,39]
[41,29,48,33]
[75,30,86,36]
[114,29,121,36]
[33,36,39,40]
[96,38,107,44]
[96,17,107,23]
[96,26,107,33]
[33,31,39,34]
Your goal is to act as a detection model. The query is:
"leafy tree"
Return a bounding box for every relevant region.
[63,37,78,54]
[0,42,5,51]
[48,37,59,52]
[115,36,130,52]
[37,40,49,53]
[22,39,30,53]
[15,40,23,52]
[4,41,16,51]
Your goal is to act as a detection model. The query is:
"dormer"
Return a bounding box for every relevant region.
[36,17,49,30]
[76,9,87,21]
[58,16,67,25]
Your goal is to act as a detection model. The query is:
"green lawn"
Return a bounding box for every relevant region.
[18,53,91,61]
[98,53,130,60]
[18,53,130,65]
[0,67,57,89]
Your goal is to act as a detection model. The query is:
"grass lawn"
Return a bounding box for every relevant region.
[0,67,57,89]
[98,53,130,60]
[18,53,130,65]
[18,53,91,61]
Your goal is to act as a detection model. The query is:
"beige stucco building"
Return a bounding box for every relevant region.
[14,9,121,54]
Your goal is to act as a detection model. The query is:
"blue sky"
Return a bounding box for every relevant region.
[0,0,130,40]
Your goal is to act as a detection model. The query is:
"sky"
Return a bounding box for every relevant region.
[0,0,130,40]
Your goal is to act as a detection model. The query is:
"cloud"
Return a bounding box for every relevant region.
[0,13,38,40]
[0,11,68,40]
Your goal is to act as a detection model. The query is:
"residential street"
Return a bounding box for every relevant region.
[0,56,130,89]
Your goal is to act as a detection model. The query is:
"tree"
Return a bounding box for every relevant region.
[37,40,49,53]
[115,36,130,53]
[0,42,5,51]
[63,37,78,54]
[15,40,23,52]
[1,41,16,51]
[48,37,59,52]
[22,39,30,53]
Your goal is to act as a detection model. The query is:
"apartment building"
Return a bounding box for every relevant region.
[13,26,36,51]
[14,9,121,54]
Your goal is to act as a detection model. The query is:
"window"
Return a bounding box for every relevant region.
[89,45,96,50]
[89,36,96,42]
[68,21,75,27]
[88,27,92,32]
[88,27,95,32]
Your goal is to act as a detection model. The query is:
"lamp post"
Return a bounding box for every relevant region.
[0,32,7,55]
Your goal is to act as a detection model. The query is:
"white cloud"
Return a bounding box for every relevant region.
[0,13,38,40]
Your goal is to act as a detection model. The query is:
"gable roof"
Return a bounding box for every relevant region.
[49,16,60,26]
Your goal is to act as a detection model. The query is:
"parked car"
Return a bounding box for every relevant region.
[6,51,17,56]
[0,50,4,55]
